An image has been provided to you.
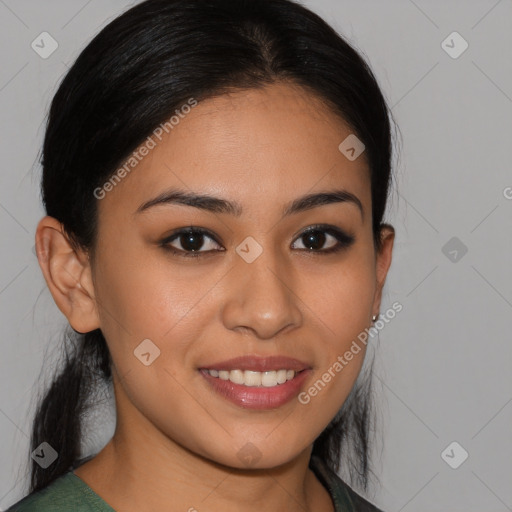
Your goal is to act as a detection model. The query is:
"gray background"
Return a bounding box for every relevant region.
[1,0,511,511]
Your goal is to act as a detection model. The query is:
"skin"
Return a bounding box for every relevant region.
[36,81,394,512]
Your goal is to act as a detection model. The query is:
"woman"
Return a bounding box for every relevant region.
[7,0,397,510]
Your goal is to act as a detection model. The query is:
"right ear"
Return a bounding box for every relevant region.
[35,216,100,334]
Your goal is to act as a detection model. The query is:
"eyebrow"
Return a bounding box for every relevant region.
[134,187,364,220]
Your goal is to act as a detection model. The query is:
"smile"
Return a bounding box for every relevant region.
[205,369,299,387]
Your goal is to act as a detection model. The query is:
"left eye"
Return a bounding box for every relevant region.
[297,229,339,252]
[291,226,354,253]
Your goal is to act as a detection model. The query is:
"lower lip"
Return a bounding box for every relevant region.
[200,369,311,410]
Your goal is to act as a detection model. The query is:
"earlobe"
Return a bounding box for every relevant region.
[35,216,100,334]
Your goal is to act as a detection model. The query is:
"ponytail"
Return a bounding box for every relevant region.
[29,328,111,493]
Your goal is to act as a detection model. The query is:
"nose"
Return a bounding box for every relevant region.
[220,249,303,340]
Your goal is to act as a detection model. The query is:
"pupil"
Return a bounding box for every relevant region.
[181,232,203,251]
[303,230,325,250]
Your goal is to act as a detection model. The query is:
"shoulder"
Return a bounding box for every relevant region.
[5,472,115,512]
[309,455,385,512]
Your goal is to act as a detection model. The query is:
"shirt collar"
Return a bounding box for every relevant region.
[309,454,356,512]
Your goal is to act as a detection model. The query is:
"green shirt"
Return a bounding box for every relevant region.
[6,455,383,511]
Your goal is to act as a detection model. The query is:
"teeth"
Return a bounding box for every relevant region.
[207,369,299,387]
[230,369,245,385]
[245,370,262,386]
[276,369,287,384]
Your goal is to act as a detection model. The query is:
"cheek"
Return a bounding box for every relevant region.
[301,248,375,407]
[91,246,220,396]
[310,250,376,342]
[93,242,199,337]
[92,252,208,430]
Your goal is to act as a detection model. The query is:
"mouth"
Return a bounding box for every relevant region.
[198,355,312,409]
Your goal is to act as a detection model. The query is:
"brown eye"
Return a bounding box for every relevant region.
[160,228,223,258]
[292,225,355,254]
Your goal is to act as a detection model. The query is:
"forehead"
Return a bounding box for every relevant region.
[97,82,371,219]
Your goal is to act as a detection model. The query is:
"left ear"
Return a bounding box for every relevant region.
[372,223,395,317]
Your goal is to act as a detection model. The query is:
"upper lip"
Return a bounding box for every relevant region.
[199,355,311,372]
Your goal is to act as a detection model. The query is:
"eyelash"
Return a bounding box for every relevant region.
[159,224,355,259]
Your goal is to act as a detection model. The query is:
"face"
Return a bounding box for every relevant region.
[40,81,394,469]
